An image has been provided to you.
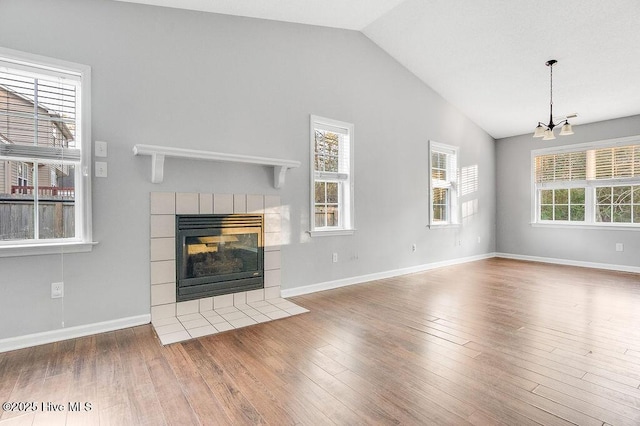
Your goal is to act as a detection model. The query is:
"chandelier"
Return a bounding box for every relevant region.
[533,59,574,140]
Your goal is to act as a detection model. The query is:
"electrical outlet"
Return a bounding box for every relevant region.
[411,243,417,252]
[616,243,624,252]
[95,161,108,178]
[332,252,338,263]
[51,282,64,299]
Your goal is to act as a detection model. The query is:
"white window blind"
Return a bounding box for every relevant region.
[534,151,586,183]
[0,65,81,162]
[592,144,640,180]
[535,144,640,183]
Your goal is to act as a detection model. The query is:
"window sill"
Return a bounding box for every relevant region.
[428,223,460,229]
[0,241,98,258]
[531,222,640,231]
[308,229,355,238]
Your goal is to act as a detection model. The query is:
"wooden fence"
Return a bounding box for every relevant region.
[0,200,74,240]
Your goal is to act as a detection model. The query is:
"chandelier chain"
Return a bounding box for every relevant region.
[549,62,553,107]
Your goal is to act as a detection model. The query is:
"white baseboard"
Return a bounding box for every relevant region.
[495,252,640,274]
[281,252,497,298]
[0,314,151,353]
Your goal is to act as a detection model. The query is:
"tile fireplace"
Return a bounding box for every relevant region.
[149,192,306,344]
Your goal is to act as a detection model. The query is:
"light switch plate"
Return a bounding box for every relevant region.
[95,161,108,178]
[95,140,108,157]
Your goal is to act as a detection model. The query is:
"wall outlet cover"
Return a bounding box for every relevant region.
[51,282,64,298]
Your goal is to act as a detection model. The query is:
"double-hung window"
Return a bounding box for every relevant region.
[429,141,459,227]
[532,136,640,227]
[0,47,93,255]
[310,115,354,236]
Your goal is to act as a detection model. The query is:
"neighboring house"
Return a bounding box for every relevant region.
[0,85,75,198]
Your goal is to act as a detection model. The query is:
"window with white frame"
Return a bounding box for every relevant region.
[429,141,459,226]
[532,136,640,227]
[0,47,93,254]
[309,115,354,236]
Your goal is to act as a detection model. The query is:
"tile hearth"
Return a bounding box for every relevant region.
[149,192,307,345]
[153,298,308,345]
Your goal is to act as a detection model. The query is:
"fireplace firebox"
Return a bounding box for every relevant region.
[176,214,264,302]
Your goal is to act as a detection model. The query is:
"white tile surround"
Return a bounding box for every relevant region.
[150,192,307,345]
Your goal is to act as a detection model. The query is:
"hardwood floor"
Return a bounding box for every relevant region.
[1,258,640,425]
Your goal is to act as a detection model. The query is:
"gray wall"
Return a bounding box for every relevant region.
[496,114,640,267]
[0,0,496,340]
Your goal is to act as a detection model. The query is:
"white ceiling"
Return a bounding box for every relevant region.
[115,0,640,139]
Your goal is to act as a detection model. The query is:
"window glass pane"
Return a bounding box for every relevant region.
[432,152,447,181]
[613,204,631,223]
[570,205,585,221]
[596,187,612,204]
[613,186,631,204]
[433,205,446,222]
[540,205,553,220]
[433,186,448,222]
[634,205,640,223]
[554,189,568,204]
[432,169,446,180]
[314,131,324,172]
[314,206,326,227]
[326,182,338,204]
[554,205,568,221]
[0,160,35,240]
[432,153,442,169]
[315,181,325,203]
[38,163,75,239]
[634,186,640,202]
[324,155,338,173]
[540,190,553,204]
[326,206,338,227]
[314,130,340,173]
[433,187,448,204]
[570,188,585,204]
[596,205,611,222]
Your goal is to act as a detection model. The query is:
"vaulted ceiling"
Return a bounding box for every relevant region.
[115,0,640,139]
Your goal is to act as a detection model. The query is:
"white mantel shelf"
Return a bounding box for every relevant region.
[132,144,301,188]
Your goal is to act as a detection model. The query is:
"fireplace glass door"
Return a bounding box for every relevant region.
[176,215,263,301]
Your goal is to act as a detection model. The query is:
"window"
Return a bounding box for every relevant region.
[0,47,93,255]
[309,115,354,236]
[17,162,29,187]
[429,141,459,227]
[532,136,640,227]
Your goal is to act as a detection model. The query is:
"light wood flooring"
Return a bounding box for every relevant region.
[1,258,640,425]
